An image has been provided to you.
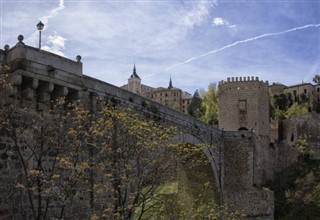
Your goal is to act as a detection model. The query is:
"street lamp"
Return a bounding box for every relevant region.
[36,21,44,50]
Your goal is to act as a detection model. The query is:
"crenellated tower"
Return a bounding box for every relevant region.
[218,76,274,186]
[218,76,274,218]
[218,76,270,136]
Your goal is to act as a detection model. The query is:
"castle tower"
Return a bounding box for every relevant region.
[218,76,272,185]
[127,65,141,94]
[218,76,270,137]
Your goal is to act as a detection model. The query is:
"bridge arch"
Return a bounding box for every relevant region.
[177,133,222,203]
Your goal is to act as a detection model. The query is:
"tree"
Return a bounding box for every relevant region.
[273,94,289,110]
[312,74,320,85]
[0,64,10,98]
[275,139,320,219]
[0,71,233,219]
[200,83,218,125]
[188,90,205,119]
[285,102,308,119]
[0,97,92,219]
[79,104,180,219]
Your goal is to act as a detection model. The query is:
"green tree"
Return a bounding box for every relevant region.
[188,90,205,119]
[312,74,320,85]
[200,83,218,125]
[285,102,308,119]
[80,105,180,219]
[0,72,238,219]
[273,93,289,110]
[0,97,94,220]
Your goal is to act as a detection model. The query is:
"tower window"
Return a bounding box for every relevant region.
[238,100,247,113]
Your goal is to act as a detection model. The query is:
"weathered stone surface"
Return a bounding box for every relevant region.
[7,37,320,220]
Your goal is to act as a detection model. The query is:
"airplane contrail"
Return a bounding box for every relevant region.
[165,24,320,71]
[40,0,65,27]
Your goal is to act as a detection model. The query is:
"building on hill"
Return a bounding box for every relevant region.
[269,82,320,112]
[121,66,192,113]
[181,91,193,114]
[283,83,314,104]
[121,65,155,95]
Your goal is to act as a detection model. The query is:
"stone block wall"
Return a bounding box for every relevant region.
[222,131,274,219]
[0,133,20,219]
[218,77,269,137]
[275,112,320,173]
[0,38,280,219]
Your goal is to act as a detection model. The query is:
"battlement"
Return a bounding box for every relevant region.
[218,76,269,93]
[219,76,269,84]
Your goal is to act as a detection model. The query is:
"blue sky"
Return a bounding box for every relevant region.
[1,0,319,94]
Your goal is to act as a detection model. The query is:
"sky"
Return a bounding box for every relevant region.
[1,0,319,94]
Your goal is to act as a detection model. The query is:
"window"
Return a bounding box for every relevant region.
[304,89,307,94]
[238,100,247,113]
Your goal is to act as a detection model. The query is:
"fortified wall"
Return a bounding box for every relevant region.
[0,36,275,219]
[218,77,269,136]
[218,77,274,218]
[218,77,273,184]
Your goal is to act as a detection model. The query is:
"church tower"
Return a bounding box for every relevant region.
[127,65,141,94]
[168,77,173,89]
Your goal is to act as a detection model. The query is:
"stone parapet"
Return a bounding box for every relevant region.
[5,36,82,77]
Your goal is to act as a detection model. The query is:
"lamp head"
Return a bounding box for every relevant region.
[37,21,44,31]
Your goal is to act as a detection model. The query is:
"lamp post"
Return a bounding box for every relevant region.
[36,21,44,50]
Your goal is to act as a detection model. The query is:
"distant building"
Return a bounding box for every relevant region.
[121,65,192,113]
[269,83,287,95]
[269,82,320,112]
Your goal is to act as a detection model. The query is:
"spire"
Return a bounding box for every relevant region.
[168,77,173,89]
[130,64,140,79]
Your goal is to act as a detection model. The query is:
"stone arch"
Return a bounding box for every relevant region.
[177,133,222,203]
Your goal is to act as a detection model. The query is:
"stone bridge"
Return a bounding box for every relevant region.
[0,36,274,219]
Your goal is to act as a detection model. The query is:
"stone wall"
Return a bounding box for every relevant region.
[0,133,20,219]
[218,76,274,185]
[0,37,277,219]
[222,131,274,219]
[275,112,320,173]
[218,77,270,137]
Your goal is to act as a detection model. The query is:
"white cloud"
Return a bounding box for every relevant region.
[152,0,216,47]
[42,32,67,57]
[212,17,225,26]
[40,0,65,28]
[212,17,236,29]
[25,0,66,49]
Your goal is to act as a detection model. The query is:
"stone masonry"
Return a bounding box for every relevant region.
[0,35,278,219]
